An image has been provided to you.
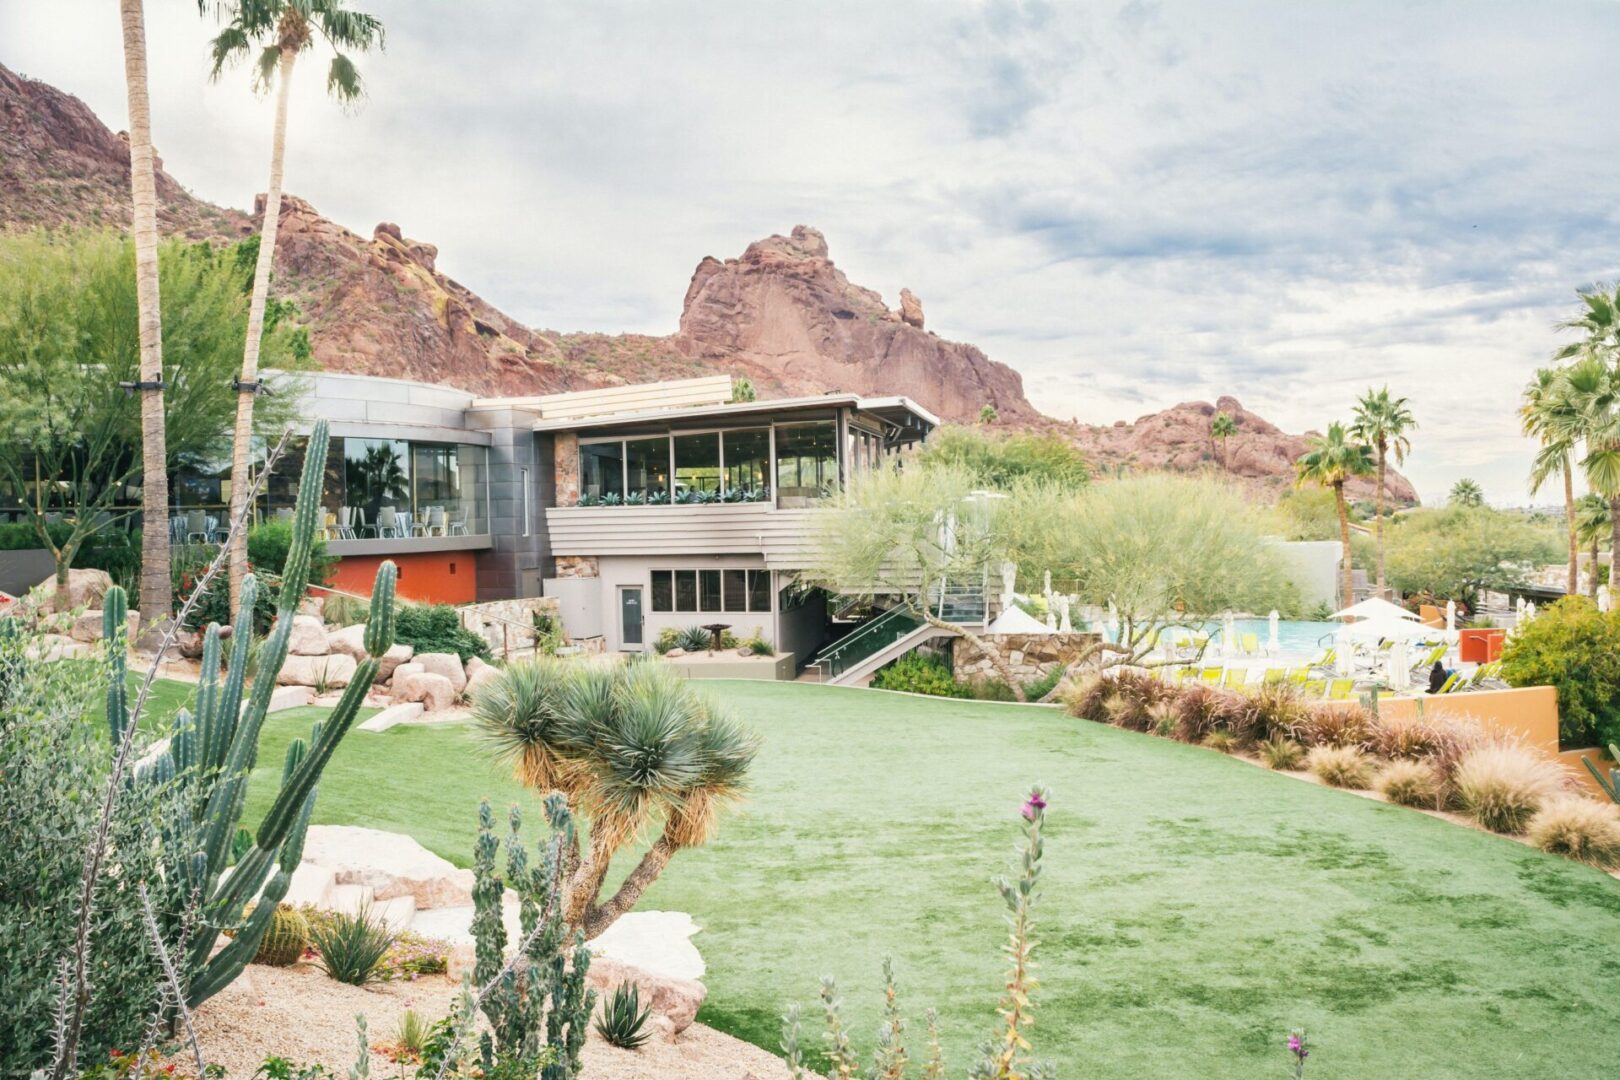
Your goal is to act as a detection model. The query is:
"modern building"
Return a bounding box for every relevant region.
[268,370,938,667]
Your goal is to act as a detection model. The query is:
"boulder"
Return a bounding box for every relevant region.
[415,651,467,694]
[359,702,424,732]
[584,955,706,1038]
[464,663,502,703]
[465,655,490,678]
[286,614,330,656]
[69,608,141,644]
[388,662,424,695]
[30,568,112,612]
[665,647,685,658]
[326,623,367,658]
[301,824,474,909]
[375,643,415,681]
[275,652,359,688]
[393,670,456,712]
[898,287,925,329]
[264,685,315,713]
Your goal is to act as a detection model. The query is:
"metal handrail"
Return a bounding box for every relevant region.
[813,604,921,667]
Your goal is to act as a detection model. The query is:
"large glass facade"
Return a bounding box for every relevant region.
[775,421,838,507]
[574,425,786,507]
[579,441,625,502]
[625,437,670,501]
[674,433,721,498]
[723,429,770,499]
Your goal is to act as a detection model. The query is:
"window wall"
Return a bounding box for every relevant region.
[650,568,772,613]
[578,427,774,506]
[775,421,838,507]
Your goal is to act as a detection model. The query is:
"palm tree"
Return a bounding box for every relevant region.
[119,0,172,625]
[1294,422,1375,609]
[1554,283,1620,361]
[1521,367,1583,595]
[1350,387,1416,599]
[1210,411,1237,469]
[203,0,385,609]
[1576,493,1610,599]
[473,658,758,938]
[1556,293,1620,592]
[1449,479,1485,507]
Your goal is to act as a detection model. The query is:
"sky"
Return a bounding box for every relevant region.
[5,0,1620,506]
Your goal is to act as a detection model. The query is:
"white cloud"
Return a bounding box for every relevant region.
[4,0,1619,506]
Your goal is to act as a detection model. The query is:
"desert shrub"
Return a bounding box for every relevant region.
[321,591,369,627]
[392,1008,429,1062]
[653,626,681,654]
[1023,664,1066,702]
[394,602,491,662]
[1499,596,1620,748]
[1237,683,1313,744]
[1452,745,1567,833]
[670,624,712,651]
[1202,730,1239,754]
[309,905,398,986]
[1150,702,1178,738]
[1259,736,1306,771]
[1307,745,1376,789]
[1291,702,1373,749]
[1097,669,1176,731]
[1374,759,1442,808]
[1370,712,1460,759]
[1526,795,1620,866]
[1062,673,1111,723]
[963,675,1019,701]
[382,931,450,980]
[595,982,652,1050]
[742,630,774,656]
[871,651,968,698]
[1174,683,1244,743]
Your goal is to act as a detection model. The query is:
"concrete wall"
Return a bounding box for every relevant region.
[545,504,821,565]
[286,371,486,445]
[468,410,547,602]
[543,553,776,653]
[1272,540,1341,611]
[0,548,57,597]
[777,596,826,667]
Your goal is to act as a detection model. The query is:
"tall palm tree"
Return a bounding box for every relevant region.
[1554,283,1620,362]
[203,0,385,608]
[1449,479,1485,507]
[1576,493,1610,599]
[1560,354,1620,591]
[1210,411,1237,469]
[120,0,171,624]
[1350,387,1416,599]
[1295,422,1375,609]
[1521,367,1583,595]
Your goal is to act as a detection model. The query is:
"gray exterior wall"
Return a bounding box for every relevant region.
[544,554,777,653]
[544,504,820,565]
[469,409,547,602]
[280,371,488,445]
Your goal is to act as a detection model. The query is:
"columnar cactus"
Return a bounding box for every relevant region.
[117,420,398,1008]
[472,796,594,1080]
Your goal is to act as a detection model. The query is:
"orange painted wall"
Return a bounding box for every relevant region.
[1374,685,1562,756]
[328,552,478,605]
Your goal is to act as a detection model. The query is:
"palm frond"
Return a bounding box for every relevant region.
[254,44,282,92]
[325,53,364,102]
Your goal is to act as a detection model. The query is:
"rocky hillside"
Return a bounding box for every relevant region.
[0,61,1412,497]
[1069,395,1415,503]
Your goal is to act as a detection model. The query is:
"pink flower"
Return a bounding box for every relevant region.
[1021,789,1048,821]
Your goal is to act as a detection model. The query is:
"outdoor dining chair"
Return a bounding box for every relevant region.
[185,510,210,543]
[446,508,469,535]
[377,507,401,538]
[425,506,447,536]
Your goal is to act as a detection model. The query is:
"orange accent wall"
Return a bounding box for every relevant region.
[328,553,478,605]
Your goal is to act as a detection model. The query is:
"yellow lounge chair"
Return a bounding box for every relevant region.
[1434,672,1461,694]
[1241,632,1260,655]
[1326,678,1355,700]
[1200,667,1222,684]
[1287,668,1310,685]
[1263,668,1287,685]
[1223,669,1250,690]
[1303,679,1327,698]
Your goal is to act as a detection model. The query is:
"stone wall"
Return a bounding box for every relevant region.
[554,555,599,579]
[954,631,1100,684]
[555,431,579,508]
[459,595,563,659]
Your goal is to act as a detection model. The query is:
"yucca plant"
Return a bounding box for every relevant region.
[594,982,651,1050]
[675,624,714,652]
[474,658,759,937]
[310,904,398,986]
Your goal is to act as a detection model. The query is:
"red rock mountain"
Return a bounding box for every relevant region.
[0,61,1413,499]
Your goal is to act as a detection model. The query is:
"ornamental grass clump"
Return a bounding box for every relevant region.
[1173,684,1244,744]
[1374,759,1442,809]
[1306,745,1376,789]
[1451,744,1567,833]
[1291,702,1372,749]
[1060,674,1110,723]
[1237,683,1313,745]
[1526,795,1620,866]
[309,905,398,986]
[1259,737,1306,771]
[1201,730,1239,754]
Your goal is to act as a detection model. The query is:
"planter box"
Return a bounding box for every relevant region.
[1459,627,1506,663]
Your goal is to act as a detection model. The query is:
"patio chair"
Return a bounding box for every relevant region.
[274,507,295,524]
[1303,679,1328,699]
[1200,667,1222,685]
[185,510,210,543]
[377,507,401,538]
[1222,668,1250,690]
[446,507,468,535]
[401,510,424,537]
[1241,632,1260,655]
[350,507,376,538]
[1287,668,1310,685]
[1263,668,1287,685]
[426,506,447,536]
[1433,672,1461,695]
[1326,678,1356,700]
[169,515,188,544]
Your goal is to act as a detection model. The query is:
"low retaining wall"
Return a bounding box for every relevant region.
[662,653,796,681]
[954,631,1100,684]
[458,596,563,658]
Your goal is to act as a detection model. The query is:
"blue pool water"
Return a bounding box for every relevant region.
[1140,619,1339,656]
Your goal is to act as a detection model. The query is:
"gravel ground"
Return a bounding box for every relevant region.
[191,963,793,1080]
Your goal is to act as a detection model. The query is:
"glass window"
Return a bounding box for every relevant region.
[674,570,697,611]
[458,444,489,534]
[413,444,461,533]
[674,433,721,502]
[775,421,838,506]
[626,437,671,501]
[343,438,410,533]
[651,570,673,612]
[722,569,747,611]
[722,429,770,501]
[748,569,771,612]
[699,569,722,612]
[261,436,310,519]
[579,441,624,504]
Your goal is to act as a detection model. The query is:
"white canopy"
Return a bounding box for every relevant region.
[1332,597,1421,622]
[1334,615,1432,644]
[988,606,1053,635]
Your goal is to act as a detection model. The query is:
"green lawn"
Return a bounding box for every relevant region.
[225,680,1620,1078]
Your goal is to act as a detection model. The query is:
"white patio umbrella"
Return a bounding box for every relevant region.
[1445,599,1456,632]
[1267,610,1280,655]
[1335,615,1432,644]
[1601,585,1613,613]
[1331,597,1420,622]
[1387,638,1411,690]
[1221,612,1237,656]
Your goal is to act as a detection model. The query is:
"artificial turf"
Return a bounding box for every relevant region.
[221,679,1620,1078]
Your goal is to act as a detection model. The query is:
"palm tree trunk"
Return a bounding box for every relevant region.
[1564,461,1578,596]
[121,0,170,625]
[582,834,679,940]
[1374,445,1387,599]
[1335,482,1354,609]
[1592,535,1602,601]
[1610,494,1620,593]
[228,46,298,611]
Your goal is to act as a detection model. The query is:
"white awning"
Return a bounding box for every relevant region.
[1331,597,1421,622]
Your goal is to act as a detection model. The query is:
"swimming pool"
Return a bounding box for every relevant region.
[1142,619,1340,656]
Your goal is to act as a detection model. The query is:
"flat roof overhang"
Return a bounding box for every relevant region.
[529,393,940,439]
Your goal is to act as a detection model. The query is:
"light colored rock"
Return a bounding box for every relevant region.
[898,287,924,329]
[284,862,336,908]
[301,825,475,909]
[665,647,686,658]
[265,685,315,713]
[585,955,706,1038]
[286,614,331,656]
[415,651,467,693]
[326,623,367,658]
[388,662,424,699]
[464,663,502,703]
[465,655,490,678]
[275,652,359,688]
[69,608,141,644]
[393,671,456,712]
[737,647,753,657]
[359,702,424,732]
[30,567,111,612]
[375,643,414,681]
[588,911,705,981]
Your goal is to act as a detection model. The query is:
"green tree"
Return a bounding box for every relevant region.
[1522,367,1584,596]
[1210,410,1237,469]
[1270,487,1340,542]
[1500,596,1620,748]
[1449,478,1485,507]
[978,403,999,425]
[916,425,1089,489]
[1351,386,1417,598]
[0,232,303,609]
[1383,505,1563,605]
[1294,422,1375,609]
[1576,493,1610,599]
[202,0,385,611]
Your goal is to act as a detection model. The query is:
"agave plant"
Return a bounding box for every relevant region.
[472,658,759,937]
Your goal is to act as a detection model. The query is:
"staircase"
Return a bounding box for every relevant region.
[810,579,988,687]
